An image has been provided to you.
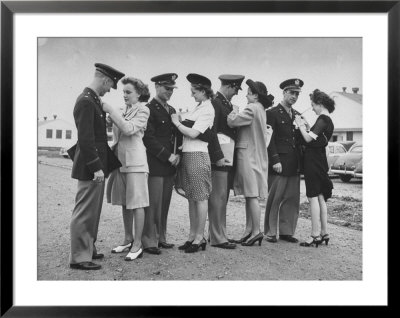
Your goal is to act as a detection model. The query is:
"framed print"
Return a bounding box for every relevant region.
[1,0,396,315]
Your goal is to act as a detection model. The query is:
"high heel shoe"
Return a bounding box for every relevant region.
[299,235,322,248]
[178,240,194,250]
[111,241,133,253]
[241,232,264,246]
[185,238,207,253]
[321,234,330,245]
[124,246,143,261]
[230,233,251,244]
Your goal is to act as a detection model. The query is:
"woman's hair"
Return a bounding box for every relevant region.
[310,89,335,113]
[191,84,215,99]
[121,76,151,102]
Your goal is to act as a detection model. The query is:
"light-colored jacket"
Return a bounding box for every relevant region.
[109,102,150,173]
[227,102,269,198]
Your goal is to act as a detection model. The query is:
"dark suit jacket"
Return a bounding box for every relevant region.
[143,98,181,177]
[267,103,302,176]
[71,87,119,180]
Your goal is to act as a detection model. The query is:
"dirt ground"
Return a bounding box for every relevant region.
[38,152,362,281]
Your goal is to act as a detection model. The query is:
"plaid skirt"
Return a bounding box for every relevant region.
[181,152,212,201]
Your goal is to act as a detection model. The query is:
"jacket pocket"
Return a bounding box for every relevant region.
[125,148,146,167]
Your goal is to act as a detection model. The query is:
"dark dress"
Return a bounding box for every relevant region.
[303,114,334,200]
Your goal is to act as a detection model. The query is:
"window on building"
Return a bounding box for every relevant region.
[107,127,113,133]
[66,130,72,139]
[107,135,113,141]
[346,131,353,141]
[332,135,338,142]
[56,129,62,139]
[46,129,52,138]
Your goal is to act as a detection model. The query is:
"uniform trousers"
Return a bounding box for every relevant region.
[142,175,174,248]
[264,174,300,237]
[208,170,230,245]
[70,180,105,264]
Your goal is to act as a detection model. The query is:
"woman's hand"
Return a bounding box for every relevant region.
[102,102,113,113]
[294,114,304,126]
[171,113,181,126]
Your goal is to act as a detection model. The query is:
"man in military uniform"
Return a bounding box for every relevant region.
[264,78,304,243]
[69,63,124,270]
[208,74,245,249]
[142,73,181,255]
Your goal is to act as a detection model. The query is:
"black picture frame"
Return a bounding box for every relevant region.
[1,0,396,316]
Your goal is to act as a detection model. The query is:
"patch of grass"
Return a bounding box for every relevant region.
[300,199,362,230]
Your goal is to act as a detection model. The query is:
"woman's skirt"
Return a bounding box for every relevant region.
[304,147,333,201]
[106,169,149,209]
[181,152,212,201]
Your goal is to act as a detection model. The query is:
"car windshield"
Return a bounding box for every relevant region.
[351,146,362,153]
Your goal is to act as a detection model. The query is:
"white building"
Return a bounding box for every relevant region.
[38,117,77,149]
[329,87,362,143]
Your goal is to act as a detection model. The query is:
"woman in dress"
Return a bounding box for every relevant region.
[171,73,215,253]
[103,76,150,260]
[294,89,335,247]
[227,79,273,246]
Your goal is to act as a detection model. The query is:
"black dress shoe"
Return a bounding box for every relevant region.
[70,262,101,270]
[265,236,277,243]
[212,242,236,249]
[158,242,175,249]
[178,240,193,250]
[280,235,299,243]
[92,253,104,260]
[143,247,162,255]
[230,233,252,244]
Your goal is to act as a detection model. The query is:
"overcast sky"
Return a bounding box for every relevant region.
[38,37,362,124]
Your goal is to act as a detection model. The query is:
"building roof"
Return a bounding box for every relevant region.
[335,92,362,104]
[38,118,75,127]
[329,91,362,130]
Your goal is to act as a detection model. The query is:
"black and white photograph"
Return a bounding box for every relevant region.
[37,37,363,280]
[3,4,392,310]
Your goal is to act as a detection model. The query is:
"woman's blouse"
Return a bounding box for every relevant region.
[181,99,215,153]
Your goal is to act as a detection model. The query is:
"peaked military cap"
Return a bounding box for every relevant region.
[279,78,304,92]
[151,73,178,88]
[94,63,125,89]
[186,73,212,88]
[218,74,245,90]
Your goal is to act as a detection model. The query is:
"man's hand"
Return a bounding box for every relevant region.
[215,158,225,167]
[93,170,105,182]
[215,158,231,167]
[168,154,180,166]
[272,162,282,174]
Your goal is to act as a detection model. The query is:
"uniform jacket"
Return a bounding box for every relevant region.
[207,92,238,170]
[267,103,302,176]
[71,87,120,180]
[110,103,150,173]
[142,98,181,177]
[227,102,269,197]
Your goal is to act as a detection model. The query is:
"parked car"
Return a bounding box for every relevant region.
[338,140,357,151]
[330,142,363,182]
[59,147,70,158]
[326,142,347,174]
